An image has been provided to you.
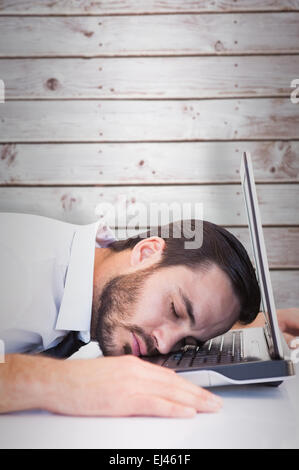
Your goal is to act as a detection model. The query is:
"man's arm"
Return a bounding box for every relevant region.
[0,354,222,417]
[232,308,299,347]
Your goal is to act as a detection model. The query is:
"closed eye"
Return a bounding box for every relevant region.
[171,302,180,319]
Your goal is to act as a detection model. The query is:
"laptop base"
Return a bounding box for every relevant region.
[142,327,295,387]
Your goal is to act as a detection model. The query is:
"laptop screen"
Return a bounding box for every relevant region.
[240,152,284,359]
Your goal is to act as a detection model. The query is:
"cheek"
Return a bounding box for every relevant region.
[129,273,169,327]
[132,294,165,327]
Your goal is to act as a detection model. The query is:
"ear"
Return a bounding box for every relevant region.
[130,237,166,267]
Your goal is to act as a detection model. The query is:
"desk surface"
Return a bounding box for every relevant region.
[0,363,298,449]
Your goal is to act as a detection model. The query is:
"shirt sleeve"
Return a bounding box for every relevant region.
[0,212,75,354]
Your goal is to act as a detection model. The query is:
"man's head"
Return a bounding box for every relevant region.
[92,220,261,357]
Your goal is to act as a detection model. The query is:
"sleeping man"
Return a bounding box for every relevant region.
[0,212,298,418]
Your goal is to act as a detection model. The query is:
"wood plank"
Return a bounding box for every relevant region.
[2,56,299,99]
[1,1,299,15]
[1,142,299,185]
[1,98,298,142]
[270,271,299,308]
[109,227,299,269]
[0,185,297,225]
[1,14,299,57]
[229,227,299,269]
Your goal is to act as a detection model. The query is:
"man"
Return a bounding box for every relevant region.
[0,212,298,418]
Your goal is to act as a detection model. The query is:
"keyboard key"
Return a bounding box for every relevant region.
[161,330,247,369]
[163,353,182,368]
[192,356,205,366]
[218,355,233,364]
[179,356,193,368]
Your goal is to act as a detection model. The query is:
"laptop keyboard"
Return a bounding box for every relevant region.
[162,331,247,369]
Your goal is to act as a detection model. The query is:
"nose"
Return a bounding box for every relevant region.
[152,324,185,355]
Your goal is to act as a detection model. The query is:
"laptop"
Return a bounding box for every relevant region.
[142,152,295,387]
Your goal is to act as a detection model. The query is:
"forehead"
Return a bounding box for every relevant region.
[171,263,240,340]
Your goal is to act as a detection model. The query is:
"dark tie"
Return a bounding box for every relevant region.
[41,331,86,359]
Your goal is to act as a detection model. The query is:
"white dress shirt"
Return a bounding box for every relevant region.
[0,212,116,359]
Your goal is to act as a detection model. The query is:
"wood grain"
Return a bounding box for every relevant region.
[230,227,299,269]
[1,14,299,57]
[0,2,298,309]
[0,185,297,225]
[2,56,299,99]
[1,98,298,142]
[270,271,299,308]
[1,142,298,185]
[1,1,299,15]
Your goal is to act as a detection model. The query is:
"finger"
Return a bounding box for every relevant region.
[130,357,221,403]
[108,355,177,381]
[151,367,222,405]
[152,380,222,413]
[126,356,180,381]
[279,309,299,337]
[166,371,218,399]
[137,356,179,376]
[131,375,222,413]
[169,387,222,413]
[290,337,299,350]
[283,332,296,347]
[128,394,197,418]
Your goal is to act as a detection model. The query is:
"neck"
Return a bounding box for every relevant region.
[91,247,130,339]
[91,247,113,338]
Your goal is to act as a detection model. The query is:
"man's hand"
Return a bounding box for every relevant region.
[276,308,299,348]
[1,354,222,417]
[47,355,222,417]
[233,307,299,349]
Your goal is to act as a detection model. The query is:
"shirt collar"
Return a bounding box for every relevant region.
[55,221,116,342]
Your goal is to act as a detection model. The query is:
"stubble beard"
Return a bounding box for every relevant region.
[93,265,159,356]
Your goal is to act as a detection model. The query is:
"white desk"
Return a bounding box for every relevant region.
[0,363,298,449]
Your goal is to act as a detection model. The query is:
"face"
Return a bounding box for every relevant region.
[93,262,240,357]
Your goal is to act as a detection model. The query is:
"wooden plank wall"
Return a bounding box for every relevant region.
[0,1,299,308]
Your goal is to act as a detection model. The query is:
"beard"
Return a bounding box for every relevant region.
[93,265,160,357]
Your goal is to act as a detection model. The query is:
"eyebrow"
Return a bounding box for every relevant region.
[178,288,196,328]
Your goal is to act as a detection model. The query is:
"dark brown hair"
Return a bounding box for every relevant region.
[109,219,261,325]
